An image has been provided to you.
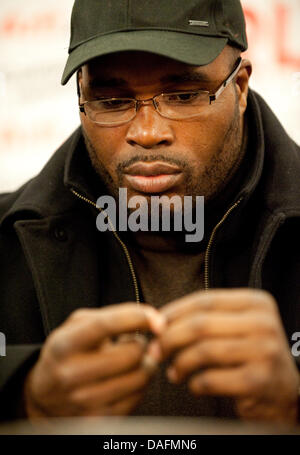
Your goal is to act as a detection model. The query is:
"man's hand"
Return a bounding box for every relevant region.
[23,303,165,418]
[158,289,300,423]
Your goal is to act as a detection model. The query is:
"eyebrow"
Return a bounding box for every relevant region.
[88,77,129,88]
[160,71,213,84]
[88,71,213,89]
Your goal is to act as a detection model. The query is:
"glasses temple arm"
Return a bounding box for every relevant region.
[209,57,242,103]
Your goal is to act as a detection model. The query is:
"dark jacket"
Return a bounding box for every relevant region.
[0,89,300,420]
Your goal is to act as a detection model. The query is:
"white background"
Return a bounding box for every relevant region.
[0,0,299,192]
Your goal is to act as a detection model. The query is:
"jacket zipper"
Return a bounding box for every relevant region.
[204,197,243,290]
[71,188,242,296]
[70,188,141,304]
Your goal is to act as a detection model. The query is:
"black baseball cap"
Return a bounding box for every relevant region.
[61,0,248,85]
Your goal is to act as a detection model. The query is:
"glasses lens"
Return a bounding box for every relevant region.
[157,91,209,118]
[85,99,136,124]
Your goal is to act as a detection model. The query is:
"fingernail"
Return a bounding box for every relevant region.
[146,340,162,361]
[144,307,166,335]
[142,354,158,375]
[167,366,178,383]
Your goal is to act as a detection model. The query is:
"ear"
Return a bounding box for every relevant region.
[76,68,82,99]
[235,59,252,115]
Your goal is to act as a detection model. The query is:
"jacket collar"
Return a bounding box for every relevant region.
[251,91,300,216]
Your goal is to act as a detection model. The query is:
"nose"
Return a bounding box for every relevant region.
[125,102,174,149]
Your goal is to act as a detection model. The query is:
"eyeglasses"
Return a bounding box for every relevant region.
[78,57,242,126]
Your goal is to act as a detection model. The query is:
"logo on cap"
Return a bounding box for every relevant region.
[188,20,209,27]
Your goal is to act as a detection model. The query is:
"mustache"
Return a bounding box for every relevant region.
[116,154,189,174]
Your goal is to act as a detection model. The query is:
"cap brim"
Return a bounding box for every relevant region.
[61,30,228,85]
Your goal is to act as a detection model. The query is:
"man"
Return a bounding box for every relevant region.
[0,0,300,424]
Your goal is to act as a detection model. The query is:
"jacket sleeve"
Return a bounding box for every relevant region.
[0,344,41,421]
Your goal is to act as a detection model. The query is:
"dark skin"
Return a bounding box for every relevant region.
[23,47,300,423]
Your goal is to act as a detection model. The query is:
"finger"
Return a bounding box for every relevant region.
[106,391,144,416]
[82,391,144,417]
[55,339,148,388]
[161,289,275,323]
[159,312,279,358]
[47,303,166,358]
[188,365,266,397]
[69,366,152,408]
[168,338,277,383]
[141,354,159,375]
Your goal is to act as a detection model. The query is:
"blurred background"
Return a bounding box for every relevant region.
[0,0,299,192]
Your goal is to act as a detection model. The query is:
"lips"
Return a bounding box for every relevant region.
[123,162,182,193]
[124,162,181,177]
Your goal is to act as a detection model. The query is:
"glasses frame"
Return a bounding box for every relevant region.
[78,57,242,125]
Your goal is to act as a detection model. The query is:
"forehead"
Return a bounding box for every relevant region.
[81,50,228,89]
